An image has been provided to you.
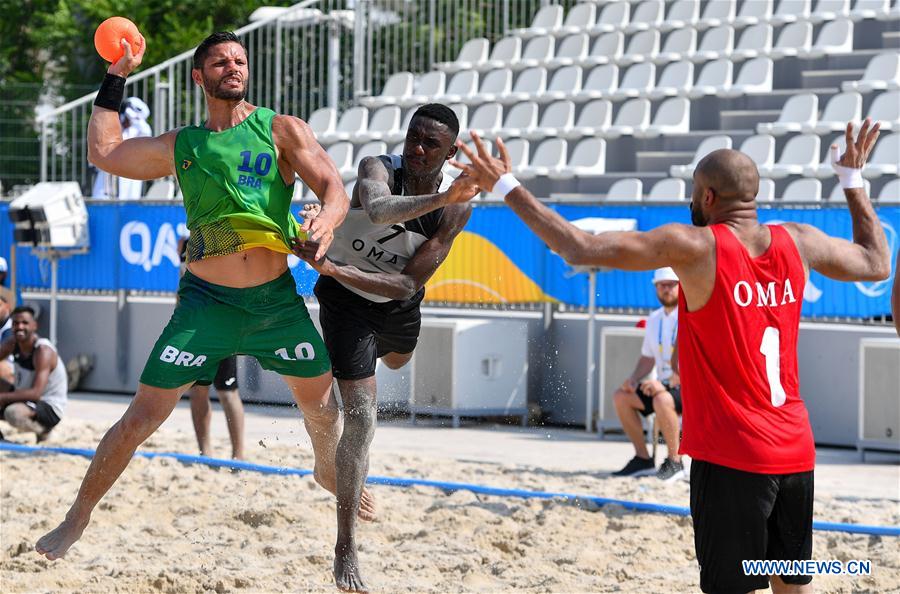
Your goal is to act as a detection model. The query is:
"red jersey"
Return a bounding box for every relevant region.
[678,224,815,474]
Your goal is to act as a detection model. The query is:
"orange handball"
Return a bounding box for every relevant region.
[94,17,142,63]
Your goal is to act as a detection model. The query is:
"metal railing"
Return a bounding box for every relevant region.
[35,0,573,196]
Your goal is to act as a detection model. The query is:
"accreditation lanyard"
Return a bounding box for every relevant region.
[658,314,677,356]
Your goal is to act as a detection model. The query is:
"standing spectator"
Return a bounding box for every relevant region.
[91,97,152,199]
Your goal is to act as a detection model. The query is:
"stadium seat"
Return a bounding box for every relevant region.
[560,99,614,139]
[308,107,336,139]
[687,59,733,98]
[435,38,489,73]
[862,133,900,177]
[326,142,354,179]
[404,71,446,107]
[647,60,694,99]
[515,36,555,70]
[558,2,597,36]
[770,0,812,25]
[548,34,590,69]
[647,177,687,200]
[624,0,665,34]
[357,106,401,142]
[875,178,900,202]
[513,4,564,38]
[770,22,813,59]
[450,103,468,131]
[525,100,575,140]
[635,97,691,138]
[670,135,733,178]
[802,19,854,58]
[740,134,777,171]
[732,24,774,61]
[842,53,900,93]
[605,98,652,138]
[145,179,175,200]
[360,72,413,108]
[611,62,656,100]
[828,178,871,200]
[618,30,661,66]
[468,69,512,104]
[719,57,773,97]
[540,66,583,103]
[850,0,890,21]
[605,178,644,201]
[389,141,404,156]
[320,106,368,144]
[518,138,567,179]
[503,67,547,104]
[590,2,630,35]
[480,37,522,72]
[782,178,823,201]
[696,0,736,30]
[503,138,531,174]
[386,110,416,144]
[757,178,777,201]
[349,141,386,181]
[761,134,821,178]
[660,0,700,32]
[869,90,900,130]
[808,0,851,24]
[654,28,697,64]
[499,102,539,138]
[756,93,818,135]
[690,25,735,62]
[574,64,619,101]
[807,91,861,134]
[435,70,479,104]
[734,0,773,27]
[466,103,504,137]
[804,134,845,177]
[582,32,625,67]
[549,138,607,179]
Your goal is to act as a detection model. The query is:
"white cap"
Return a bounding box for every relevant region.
[652,267,678,284]
[0,257,7,273]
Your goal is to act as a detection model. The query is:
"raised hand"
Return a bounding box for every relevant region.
[833,117,881,170]
[449,131,513,194]
[444,171,481,204]
[108,36,146,79]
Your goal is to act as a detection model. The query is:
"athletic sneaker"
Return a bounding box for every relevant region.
[612,456,656,477]
[657,458,685,482]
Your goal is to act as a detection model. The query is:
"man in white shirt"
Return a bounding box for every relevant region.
[611,267,683,481]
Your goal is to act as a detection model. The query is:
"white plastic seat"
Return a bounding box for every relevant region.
[769,22,813,59]
[518,138,567,179]
[670,135,733,178]
[480,37,522,72]
[611,62,656,100]
[850,0,890,21]
[591,2,630,34]
[145,179,174,199]
[360,72,414,108]
[828,178,871,200]
[654,28,697,64]
[718,57,772,98]
[450,104,468,132]
[801,19,853,58]
[740,134,777,170]
[404,71,446,107]
[660,0,700,32]
[841,52,900,93]
[582,32,625,67]
[435,70,479,104]
[515,5,564,38]
[326,142,354,179]
[696,0,736,30]
[320,106,368,144]
[435,38,489,73]
[732,24,773,61]
[804,134,845,177]
[386,109,416,144]
[808,91,861,134]
[757,178,776,201]
[574,64,619,101]
[734,0,773,27]
[539,66,583,103]
[625,0,664,34]
[875,178,900,202]
[307,107,336,139]
[467,68,511,104]
[761,134,820,178]
[781,178,823,202]
[514,36,555,70]
[503,138,531,174]
[558,3,597,36]
[605,98,651,138]
[808,0,851,24]
[862,133,900,178]
[389,141,404,156]
[502,67,547,104]
[499,102,539,138]
[349,141,386,181]
[605,178,643,201]
[869,90,900,131]
[635,97,691,138]
[618,30,660,67]
[466,103,504,137]
[647,177,687,200]
[757,93,818,135]
[549,138,607,179]
[647,61,694,99]
[690,25,734,62]
[525,100,576,140]
[560,99,614,139]
[770,0,812,25]
[357,106,401,142]
[687,59,732,98]
[548,34,590,69]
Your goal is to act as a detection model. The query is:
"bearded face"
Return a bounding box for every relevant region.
[195,42,249,102]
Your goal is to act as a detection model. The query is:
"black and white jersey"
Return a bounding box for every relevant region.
[326,155,451,303]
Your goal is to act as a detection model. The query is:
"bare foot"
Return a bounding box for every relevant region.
[314,466,377,522]
[334,543,369,593]
[35,516,89,560]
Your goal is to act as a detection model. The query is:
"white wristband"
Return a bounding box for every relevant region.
[831,145,865,189]
[492,173,521,198]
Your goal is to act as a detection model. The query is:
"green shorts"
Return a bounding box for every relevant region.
[140,270,331,389]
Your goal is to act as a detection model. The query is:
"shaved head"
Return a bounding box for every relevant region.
[690,149,760,226]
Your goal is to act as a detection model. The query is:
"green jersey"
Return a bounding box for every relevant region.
[174,107,302,262]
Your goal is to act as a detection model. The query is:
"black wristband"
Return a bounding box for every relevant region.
[94,73,126,111]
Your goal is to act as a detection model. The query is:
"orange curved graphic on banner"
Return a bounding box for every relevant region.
[424,231,554,303]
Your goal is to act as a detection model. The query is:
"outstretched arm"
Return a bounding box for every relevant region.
[356,157,479,225]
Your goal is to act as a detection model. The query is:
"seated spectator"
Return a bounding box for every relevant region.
[0,295,13,391]
[0,307,68,441]
[612,268,684,481]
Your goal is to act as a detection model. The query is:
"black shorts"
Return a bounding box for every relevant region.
[315,276,423,381]
[1,400,61,431]
[194,355,239,391]
[690,460,814,593]
[636,383,682,417]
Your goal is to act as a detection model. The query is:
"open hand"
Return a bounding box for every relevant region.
[299,206,334,260]
[833,117,881,170]
[448,131,513,194]
[445,171,481,203]
[108,36,146,78]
